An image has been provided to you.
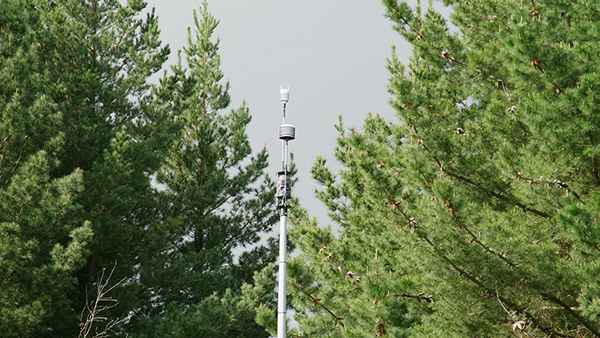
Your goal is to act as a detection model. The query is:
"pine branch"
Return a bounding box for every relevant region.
[437,199,521,270]
[403,108,596,334]
[375,174,565,337]
[514,171,581,200]
[292,279,345,329]
[590,133,600,185]
[386,193,598,337]
[417,137,550,218]
[421,233,565,338]
[540,293,600,337]
[407,171,599,336]
[447,202,599,335]
[393,293,433,303]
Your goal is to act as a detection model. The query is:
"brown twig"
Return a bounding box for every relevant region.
[292,279,345,329]
[394,292,433,303]
[78,262,126,338]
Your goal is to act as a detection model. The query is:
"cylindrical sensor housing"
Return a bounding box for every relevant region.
[280,86,290,103]
[279,124,295,140]
[276,171,291,204]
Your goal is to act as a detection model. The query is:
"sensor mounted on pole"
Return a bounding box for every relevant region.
[280,85,290,103]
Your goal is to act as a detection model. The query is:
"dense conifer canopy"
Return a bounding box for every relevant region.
[0,1,275,337]
[286,0,600,336]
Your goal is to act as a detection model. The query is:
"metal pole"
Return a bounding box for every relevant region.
[276,86,292,338]
[277,208,287,338]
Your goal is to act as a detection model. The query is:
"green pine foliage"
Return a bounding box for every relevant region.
[42,0,170,283]
[36,0,171,334]
[289,115,423,338]
[0,1,93,336]
[144,264,277,338]
[2,0,278,336]
[287,0,600,337]
[129,4,277,337]
[0,152,93,337]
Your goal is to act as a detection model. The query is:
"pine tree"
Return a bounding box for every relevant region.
[3,1,279,335]
[41,0,170,293]
[287,0,600,336]
[44,0,171,332]
[1,0,170,335]
[129,4,277,336]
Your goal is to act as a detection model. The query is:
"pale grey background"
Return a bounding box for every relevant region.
[145,0,416,225]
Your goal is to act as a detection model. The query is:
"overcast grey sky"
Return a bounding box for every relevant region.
[145,0,415,225]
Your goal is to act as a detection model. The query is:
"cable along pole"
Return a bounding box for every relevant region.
[276,85,294,338]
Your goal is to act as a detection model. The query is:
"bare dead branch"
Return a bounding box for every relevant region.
[78,262,126,338]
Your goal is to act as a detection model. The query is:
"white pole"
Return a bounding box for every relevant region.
[276,86,292,338]
[277,211,287,338]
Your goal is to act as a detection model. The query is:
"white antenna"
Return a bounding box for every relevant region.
[276,85,294,338]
